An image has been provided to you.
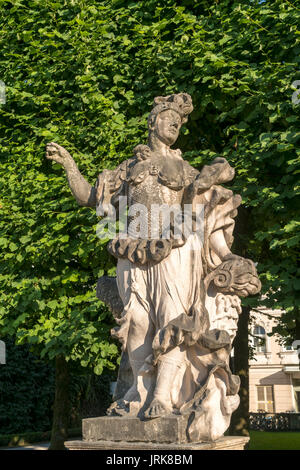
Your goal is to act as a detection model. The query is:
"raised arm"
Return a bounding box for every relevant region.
[45,142,96,207]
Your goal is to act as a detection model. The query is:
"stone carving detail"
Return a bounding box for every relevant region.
[205,256,261,297]
[46,92,261,443]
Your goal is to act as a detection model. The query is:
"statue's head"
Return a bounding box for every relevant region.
[148,93,193,146]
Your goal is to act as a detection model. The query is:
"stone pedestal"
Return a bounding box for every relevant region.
[65,416,249,450]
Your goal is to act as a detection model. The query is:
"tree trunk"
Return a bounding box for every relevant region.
[229,305,250,444]
[48,355,70,450]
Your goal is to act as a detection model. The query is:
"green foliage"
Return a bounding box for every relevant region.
[0,0,299,372]
[0,338,55,434]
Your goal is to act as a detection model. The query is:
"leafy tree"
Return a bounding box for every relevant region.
[0,0,299,446]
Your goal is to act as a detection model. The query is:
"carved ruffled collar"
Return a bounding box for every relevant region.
[125,145,193,191]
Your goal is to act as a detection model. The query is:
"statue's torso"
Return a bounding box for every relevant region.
[128,174,184,205]
[106,150,199,264]
[126,154,195,238]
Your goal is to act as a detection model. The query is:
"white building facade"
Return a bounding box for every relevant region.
[249,307,300,413]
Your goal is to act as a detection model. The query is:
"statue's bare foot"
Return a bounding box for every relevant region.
[144,398,172,419]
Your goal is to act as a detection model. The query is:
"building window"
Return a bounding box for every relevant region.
[295,392,300,413]
[257,385,274,412]
[253,325,267,353]
[293,379,300,412]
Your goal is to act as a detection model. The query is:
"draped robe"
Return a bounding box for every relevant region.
[96,151,243,441]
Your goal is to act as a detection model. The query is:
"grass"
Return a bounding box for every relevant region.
[249,431,300,450]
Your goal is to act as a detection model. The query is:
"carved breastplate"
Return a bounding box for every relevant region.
[107,150,199,265]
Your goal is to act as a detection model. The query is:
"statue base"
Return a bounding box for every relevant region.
[65,416,249,450]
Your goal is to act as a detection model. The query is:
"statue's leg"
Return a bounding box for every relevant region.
[144,345,186,418]
[107,296,156,415]
[124,297,156,408]
[113,258,157,412]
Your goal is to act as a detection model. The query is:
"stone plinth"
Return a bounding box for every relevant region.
[65,416,249,450]
[82,415,189,444]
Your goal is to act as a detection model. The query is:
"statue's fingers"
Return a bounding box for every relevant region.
[45,149,56,159]
[46,142,57,151]
[46,150,58,159]
[46,153,62,164]
[46,143,58,155]
[48,142,59,149]
[46,151,56,158]
[48,142,67,158]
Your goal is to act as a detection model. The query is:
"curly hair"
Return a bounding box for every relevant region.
[148,92,194,128]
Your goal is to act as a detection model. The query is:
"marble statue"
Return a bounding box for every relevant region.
[46,93,261,442]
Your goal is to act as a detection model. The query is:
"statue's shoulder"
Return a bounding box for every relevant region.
[95,157,136,199]
[97,157,136,181]
[117,157,136,178]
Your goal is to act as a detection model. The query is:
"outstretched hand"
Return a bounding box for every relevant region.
[45,142,72,167]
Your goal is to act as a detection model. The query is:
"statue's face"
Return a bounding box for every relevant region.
[154,109,182,146]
